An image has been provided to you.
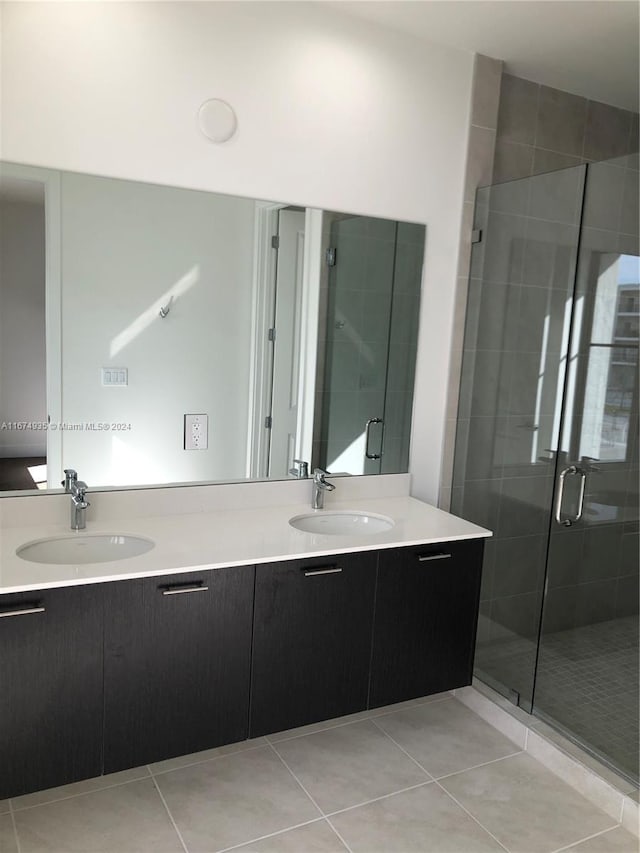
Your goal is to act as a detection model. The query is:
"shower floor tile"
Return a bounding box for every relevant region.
[477,616,639,783]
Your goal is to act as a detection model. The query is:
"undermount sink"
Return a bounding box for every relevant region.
[17,534,155,565]
[289,511,394,536]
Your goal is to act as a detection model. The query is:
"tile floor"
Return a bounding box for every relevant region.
[1,693,638,853]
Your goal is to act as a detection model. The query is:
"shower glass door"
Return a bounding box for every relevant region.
[452,154,639,783]
[452,164,587,711]
[535,159,639,783]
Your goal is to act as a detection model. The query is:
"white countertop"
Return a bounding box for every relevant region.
[0,496,490,594]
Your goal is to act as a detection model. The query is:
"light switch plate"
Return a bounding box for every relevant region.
[184,413,208,450]
[102,367,128,386]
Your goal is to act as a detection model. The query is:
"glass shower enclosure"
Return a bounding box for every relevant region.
[452,155,639,784]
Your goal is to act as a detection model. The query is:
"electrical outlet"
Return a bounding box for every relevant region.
[184,414,208,450]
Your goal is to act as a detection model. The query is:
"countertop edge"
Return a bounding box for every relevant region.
[1,532,490,594]
[1,496,491,595]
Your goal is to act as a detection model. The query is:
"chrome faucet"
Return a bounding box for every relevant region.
[289,459,309,479]
[61,468,90,530]
[312,468,335,510]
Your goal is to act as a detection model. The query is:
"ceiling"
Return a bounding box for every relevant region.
[333,1,639,111]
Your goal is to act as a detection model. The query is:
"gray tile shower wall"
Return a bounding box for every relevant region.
[440,54,503,511]
[441,67,639,513]
[493,74,640,184]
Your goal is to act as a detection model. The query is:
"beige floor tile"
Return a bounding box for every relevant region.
[266,712,371,744]
[440,753,617,853]
[0,802,10,816]
[149,737,269,775]
[565,826,640,852]
[10,766,150,811]
[526,730,625,823]
[233,819,348,852]
[330,783,504,852]
[374,696,520,777]
[621,797,639,837]
[0,814,18,853]
[155,745,320,852]
[273,720,429,813]
[13,778,183,852]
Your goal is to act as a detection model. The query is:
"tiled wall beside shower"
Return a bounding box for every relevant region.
[493,73,639,182]
[441,69,639,511]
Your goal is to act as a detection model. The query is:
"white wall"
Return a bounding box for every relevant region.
[59,172,256,487]
[0,197,47,457]
[0,1,475,502]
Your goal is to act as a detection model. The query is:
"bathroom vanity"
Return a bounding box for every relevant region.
[0,490,489,800]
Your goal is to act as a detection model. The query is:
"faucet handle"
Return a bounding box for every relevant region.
[289,460,309,479]
[61,469,78,491]
[313,468,335,490]
[72,481,90,507]
[580,456,600,472]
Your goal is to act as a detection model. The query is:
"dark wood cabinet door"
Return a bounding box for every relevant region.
[0,585,104,799]
[103,565,254,772]
[369,540,484,709]
[250,552,377,737]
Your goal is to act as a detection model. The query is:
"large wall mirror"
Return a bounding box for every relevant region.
[0,161,425,494]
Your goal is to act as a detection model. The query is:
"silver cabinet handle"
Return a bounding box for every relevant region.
[365,417,383,460]
[0,604,45,618]
[303,567,342,577]
[417,553,451,562]
[161,584,208,596]
[555,465,587,527]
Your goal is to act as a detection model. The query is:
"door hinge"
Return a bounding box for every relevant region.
[471,229,482,244]
[271,235,280,250]
[264,415,272,429]
[326,247,337,267]
[268,327,276,342]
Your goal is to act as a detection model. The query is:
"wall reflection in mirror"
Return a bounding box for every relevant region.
[0,162,425,494]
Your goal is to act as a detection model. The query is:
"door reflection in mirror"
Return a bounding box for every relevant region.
[0,175,47,490]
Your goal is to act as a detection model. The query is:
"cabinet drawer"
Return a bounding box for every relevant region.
[250,552,377,737]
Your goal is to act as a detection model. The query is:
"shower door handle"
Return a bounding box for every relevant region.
[365,418,383,460]
[573,467,587,524]
[554,465,586,527]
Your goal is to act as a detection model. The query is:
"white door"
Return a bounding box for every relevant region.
[269,209,306,478]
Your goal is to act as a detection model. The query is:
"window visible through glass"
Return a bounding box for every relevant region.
[579,254,639,462]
